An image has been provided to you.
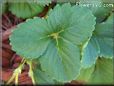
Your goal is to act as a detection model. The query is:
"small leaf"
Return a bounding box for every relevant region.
[77,58,113,84]
[88,58,113,84]
[9,1,44,19]
[94,13,113,58]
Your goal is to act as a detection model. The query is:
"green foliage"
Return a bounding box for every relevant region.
[10,3,96,83]
[8,0,51,19]
[88,58,113,84]
[1,0,51,18]
[9,2,44,19]
[94,13,113,58]
[9,1,113,85]
[78,58,113,84]
[81,13,113,68]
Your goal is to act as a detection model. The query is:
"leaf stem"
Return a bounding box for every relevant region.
[15,73,19,85]
[6,73,15,85]
[27,60,35,85]
[6,59,26,85]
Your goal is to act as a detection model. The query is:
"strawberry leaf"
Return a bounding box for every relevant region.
[10,3,96,82]
[81,13,113,68]
[8,0,51,19]
[78,58,113,84]
[39,3,95,82]
[94,13,113,58]
[88,58,113,84]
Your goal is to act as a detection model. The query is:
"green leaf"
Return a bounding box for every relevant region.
[10,17,51,59]
[94,13,113,58]
[81,13,113,67]
[81,36,100,68]
[39,3,95,82]
[39,38,81,82]
[88,58,113,84]
[95,13,113,38]
[77,58,113,84]
[9,1,44,19]
[96,38,113,58]
[10,3,96,82]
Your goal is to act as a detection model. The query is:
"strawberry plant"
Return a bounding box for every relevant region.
[1,0,113,85]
